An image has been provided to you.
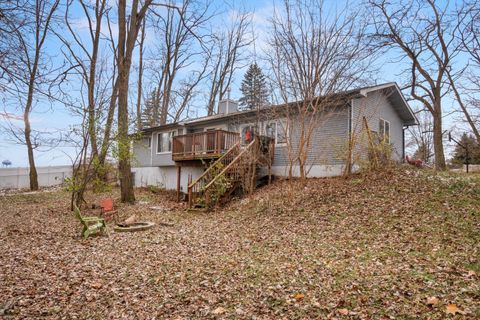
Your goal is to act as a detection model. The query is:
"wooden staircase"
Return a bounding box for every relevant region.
[188,136,273,210]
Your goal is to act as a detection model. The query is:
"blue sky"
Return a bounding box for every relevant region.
[0,0,464,167]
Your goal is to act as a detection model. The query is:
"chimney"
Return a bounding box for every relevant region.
[218,99,238,115]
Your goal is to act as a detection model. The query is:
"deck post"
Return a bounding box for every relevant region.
[176,166,181,202]
[188,174,192,207]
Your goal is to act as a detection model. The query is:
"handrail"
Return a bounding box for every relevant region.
[203,138,258,191]
[188,142,240,189]
[172,130,240,160]
[173,129,235,140]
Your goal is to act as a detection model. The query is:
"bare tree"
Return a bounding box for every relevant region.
[135,19,146,130]
[117,0,153,203]
[143,0,212,126]
[0,0,28,87]
[446,0,480,143]
[205,10,251,116]
[56,0,118,186]
[0,0,60,190]
[407,111,434,163]
[368,0,461,170]
[267,0,374,179]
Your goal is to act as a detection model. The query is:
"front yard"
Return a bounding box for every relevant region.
[0,168,479,319]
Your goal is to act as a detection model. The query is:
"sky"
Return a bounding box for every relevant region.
[0,0,467,167]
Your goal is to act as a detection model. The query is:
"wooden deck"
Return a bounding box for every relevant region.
[172,130,240,161]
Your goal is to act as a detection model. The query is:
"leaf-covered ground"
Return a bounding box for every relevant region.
[1,167,479,319]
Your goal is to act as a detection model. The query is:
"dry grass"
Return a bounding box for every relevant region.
[0,167,479,319]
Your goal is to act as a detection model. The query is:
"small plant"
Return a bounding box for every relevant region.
[200,162,232,208]
[147,185,164,194]
[91,158,114,193]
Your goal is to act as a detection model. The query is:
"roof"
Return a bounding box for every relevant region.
[140,82,417,133]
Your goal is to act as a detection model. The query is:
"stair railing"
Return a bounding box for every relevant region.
[202,137,260,208]
[188,142,241,208]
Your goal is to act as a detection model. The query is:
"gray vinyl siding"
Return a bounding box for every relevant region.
[151,130,176,166]
[351,90,404,161]
[275,107,349,167]
[132,135,152,167]
[134,109,350,168]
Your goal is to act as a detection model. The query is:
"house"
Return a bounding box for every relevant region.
[131,82,417,206]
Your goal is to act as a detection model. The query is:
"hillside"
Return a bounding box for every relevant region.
[1,167,479,319]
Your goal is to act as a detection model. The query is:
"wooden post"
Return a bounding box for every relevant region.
[188,174,192,208]
[176,166,181,202]
[363,116,378,168]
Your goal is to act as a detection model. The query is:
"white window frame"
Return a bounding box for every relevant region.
[156,130,176,154]
[379,118,390,144]
[264,119,288,146]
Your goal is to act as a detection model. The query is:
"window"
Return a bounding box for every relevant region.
[276,119,287,145]
[264,119,287,145]
[146,137,152,148]
[240,125,256,144]
[157,131,176,153]
[379,119,390,143]
[265,122,276,140]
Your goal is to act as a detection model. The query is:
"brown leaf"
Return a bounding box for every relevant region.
[426,296,439,306]
[294,293,305,301]
[90,282,102,289]
[445,304,464,315]
[338,308,349,315]
[213,307,226,315]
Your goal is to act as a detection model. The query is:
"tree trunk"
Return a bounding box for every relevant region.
[24,116,39,190]
[136,21,145,131]
[117,69,135,203]
[24,56,40,191]
[432,109,446,170]
[116,0,141,203]
[98,79,118,168]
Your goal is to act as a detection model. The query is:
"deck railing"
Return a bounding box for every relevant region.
[172,130,240,161]
[188,142,241,208]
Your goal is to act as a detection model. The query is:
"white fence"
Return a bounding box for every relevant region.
[0,165,72,190]
[465,164,480,173]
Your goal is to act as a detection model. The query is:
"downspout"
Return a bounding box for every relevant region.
[346,99,353,175]
[150,132,154,166]
[402,126,408,162]
[348,101,353,140]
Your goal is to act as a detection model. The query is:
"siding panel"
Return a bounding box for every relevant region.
[351,90,404,161]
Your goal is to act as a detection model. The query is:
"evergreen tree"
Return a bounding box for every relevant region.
[141,89,158,128]
[239,63,270,110]
[452,133,480,165]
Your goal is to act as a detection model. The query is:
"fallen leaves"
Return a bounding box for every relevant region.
[1,168,479,318]
[294,293,305,301]
[426,296,440,306]
[212,307,226,315]
[338,308,349,315]
[445,303,464,315]
[90,282,103,289]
